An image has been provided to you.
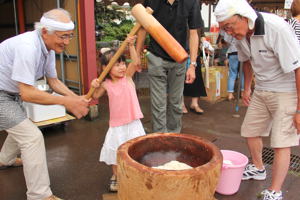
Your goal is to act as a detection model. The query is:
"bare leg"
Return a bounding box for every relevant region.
[190,97,204,113]
[190,97,199,108]
[228,92,234,101]
[269,147,290,192]
[110,165,118,192]
[112,165,117,176]
[247,137,264,169]
[182,98,188,113]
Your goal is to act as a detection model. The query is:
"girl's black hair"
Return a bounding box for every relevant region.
[98,49,126,79]
[100,49,126,67]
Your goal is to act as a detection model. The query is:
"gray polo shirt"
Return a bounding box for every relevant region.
[236,12,300,92]
[0,30,57,93]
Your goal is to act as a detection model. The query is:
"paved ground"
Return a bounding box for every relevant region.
[0,95,299,200]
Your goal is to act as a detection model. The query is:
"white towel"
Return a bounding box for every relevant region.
[214,0,257,29]
[40,16,74,31]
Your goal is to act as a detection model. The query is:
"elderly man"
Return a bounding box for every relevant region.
[215,0,300,199]
[0,8,89,200]
[136,0,202,133]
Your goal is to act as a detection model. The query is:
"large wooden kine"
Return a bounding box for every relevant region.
[85,4,188,99]
[85,7,153,99]
[131,4,188,63]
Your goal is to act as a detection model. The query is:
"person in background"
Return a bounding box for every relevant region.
[182,53,207,114]
[214,37,228,66]
[289,0,300,44]
[136,0,203,133]
[182,30,207,115]
[182,35,214,115]
[91,36,145,192]
[201,37,215,56]
[0,8,89,200]
[220,30,244,101]
[215,0,300,199]
[200,36,215,65]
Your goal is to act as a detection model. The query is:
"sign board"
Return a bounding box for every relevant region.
[284,0,293,9]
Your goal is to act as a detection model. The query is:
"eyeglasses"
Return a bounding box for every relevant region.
[222,16,240,32]
[55,32,75,41]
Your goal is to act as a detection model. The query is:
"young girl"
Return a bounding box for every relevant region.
[91,36,145,192]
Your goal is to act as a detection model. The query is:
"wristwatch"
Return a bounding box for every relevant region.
[190,61,197,67]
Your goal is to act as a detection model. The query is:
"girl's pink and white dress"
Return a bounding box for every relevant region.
[99,77,145,165]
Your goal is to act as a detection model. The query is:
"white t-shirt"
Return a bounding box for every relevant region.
[0,30,57,93]
[236,12,300,92]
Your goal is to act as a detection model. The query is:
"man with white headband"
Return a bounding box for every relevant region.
[0,8,89,200]
[215,0,300,199]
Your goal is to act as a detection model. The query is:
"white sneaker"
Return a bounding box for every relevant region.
[260,189,283,200]
[242,163,266,180]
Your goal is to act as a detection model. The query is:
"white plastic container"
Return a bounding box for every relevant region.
[23,102,66,122]
[22,81,66,122]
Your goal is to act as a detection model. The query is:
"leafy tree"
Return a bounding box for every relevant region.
[95,1,133,42]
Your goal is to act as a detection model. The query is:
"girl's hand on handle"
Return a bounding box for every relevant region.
[126,35,137,46]
[91,79,101,88]
[126,34,140,76]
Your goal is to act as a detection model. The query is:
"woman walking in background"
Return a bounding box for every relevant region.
[182,55,207,114]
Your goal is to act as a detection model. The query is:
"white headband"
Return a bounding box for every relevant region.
[40,16,74,31]
[215,0,257,30]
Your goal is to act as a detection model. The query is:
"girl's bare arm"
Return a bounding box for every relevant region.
[126,36,138,78]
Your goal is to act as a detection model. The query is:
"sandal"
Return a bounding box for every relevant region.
[190,105,204,115]
[0,158,23,170]
[109,175,118,192]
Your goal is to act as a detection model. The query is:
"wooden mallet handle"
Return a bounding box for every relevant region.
[85,7,153,99]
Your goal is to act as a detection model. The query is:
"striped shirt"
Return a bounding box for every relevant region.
[288,18,300,44]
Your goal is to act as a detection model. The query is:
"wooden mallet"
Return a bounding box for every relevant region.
[131,4,188,64]
[86,4,189,99]
[85,7,153,99]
